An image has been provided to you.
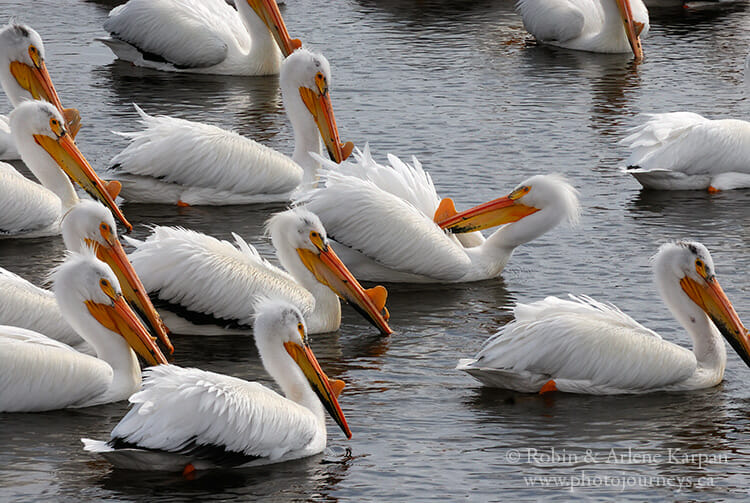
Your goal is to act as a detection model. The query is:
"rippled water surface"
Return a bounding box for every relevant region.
[2,0,750,501]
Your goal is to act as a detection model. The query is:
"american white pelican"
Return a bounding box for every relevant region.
[296,172,580,283]
[0,23,81,138]
[457,241,750,394]
[517,0,649,59]
[126,207,391,335]
[0,250,168,412]
[100,0,301,75]
[82,299,350,472]
[0,161,61,237]
[620,112,750,191]
[10,100,132,232]
[109,48,353,205]
[0,200,174,354]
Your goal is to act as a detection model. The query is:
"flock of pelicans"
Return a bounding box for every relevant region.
[0,0,749,476]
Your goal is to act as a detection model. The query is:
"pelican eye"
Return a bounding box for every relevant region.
[49,118,65,137]
[28,45,41,67]
[315,72,328,95]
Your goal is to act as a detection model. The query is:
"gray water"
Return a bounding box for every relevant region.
[1,0,750,500]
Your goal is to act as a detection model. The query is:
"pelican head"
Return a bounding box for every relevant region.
[9,101,132,232]
[655,241,750,367]
[281,48,353,164]
[436,174,580,235]
[254,299,351,438]
[615,0,648,61]
[62,200,173,353]
[245,0,301,57]
[52,249,168,366]
[267,207,392,335]
[0,22,81,136]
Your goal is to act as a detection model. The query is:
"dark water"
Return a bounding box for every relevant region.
[2,0,750,500]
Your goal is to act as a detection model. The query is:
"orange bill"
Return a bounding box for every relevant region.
[85,294,168,366]
[297,232,392,335]
[33,132,133,232]
[615,0,645,61]
[284,339,351,438]
[299,77,354,164]
[246,0,302,57]
[87,229,174,354]
[680,275,750,367]
[436,190,540,234]
[9,60,81,138]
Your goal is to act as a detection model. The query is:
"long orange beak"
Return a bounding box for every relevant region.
[681,275,750,367]
[297,234,392,335]
[435,191,540,234]
[33,132,132,232]
[615,0,645,61]
[86,294,168,366]
[9,60,81,138]
[299,79,354,164]
[87,233,174,354]
[246,0,301,57]
[284,339,351,438]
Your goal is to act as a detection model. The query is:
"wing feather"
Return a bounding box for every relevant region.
[621,113,750,175]
[110,365,318,461]
[103,0,239,68]
[111,105,302,196]
[0,325,110,412]
[297,171,470,281]
[0,162,61,236]
[0,267,92,354]
[128,226,314,326]
[516,0,587,43]
[465,295,696,391]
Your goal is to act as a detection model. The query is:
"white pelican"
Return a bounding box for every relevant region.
[620,112,750,191]
[109,48,353,205]
[99,0,301,75]
[517,0,649,59]
[0,250,168,412]
[296,172,580,283]
[0,161,61,237]
[10,100,132,232]
[126,207,392,335]
[0,200,174,354]
[82,299,350,472]
[0,23,81,138]
[457,241,750,394]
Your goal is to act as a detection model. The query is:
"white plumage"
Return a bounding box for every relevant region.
[110,105,301,205]
[0,161,61,237]
[0,250,168,412]
[517,0,649,57]
[0,267,91,354]
[458,241,750,394]
[83,300,351,472]
[110,49,352,205]
[100,0,297,75]
[127,207,391,335]
[0,115,19,160]
[621,112,750,191]
[297,170,580,283]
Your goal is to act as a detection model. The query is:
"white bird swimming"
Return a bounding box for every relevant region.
[620,112,750,191]
[457,241,750,394]
[0,250,169,412]
[100,0,300,75]
[297,171,580,283]
[517,0,649,59]
[0,200,174,354]
[0,23,81,140]
[109,48,353,205]
[8,100,132,234]
[0,116,18,159]
[126,207,391,335]
[82,299,351,473]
